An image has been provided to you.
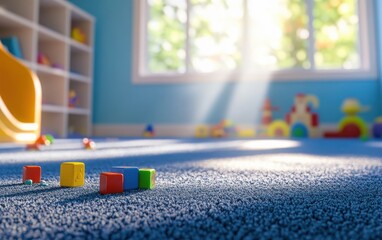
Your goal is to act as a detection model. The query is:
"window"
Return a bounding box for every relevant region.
[133,0,376,83]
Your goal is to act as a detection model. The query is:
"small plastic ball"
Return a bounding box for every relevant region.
[24,179,33,185]
[40,180,48,186]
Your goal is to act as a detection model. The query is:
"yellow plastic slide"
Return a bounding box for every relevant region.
[0,42,41,143]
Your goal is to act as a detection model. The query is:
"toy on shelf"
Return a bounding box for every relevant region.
[258,99,289,138]
[324,98,369,139]
[372,117,382,138]
[1,36,23,59]
[68,89,78,108]
[195,125,209,138]
[143,124,155,137]
[286,94,320,138]
[71,27,86,44]
[37,52,51,66]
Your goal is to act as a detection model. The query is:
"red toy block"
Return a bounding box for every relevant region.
[324,123,361,138]
[99,172,124,195]
[35,135,50,146]
[26,143,40,151]
[22,166,41,183]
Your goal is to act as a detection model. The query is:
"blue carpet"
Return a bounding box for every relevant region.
[0,138,382,239]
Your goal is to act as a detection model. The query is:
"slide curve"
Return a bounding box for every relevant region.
[0,42,41,143]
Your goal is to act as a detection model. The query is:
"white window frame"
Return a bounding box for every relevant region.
[133,0,377,84]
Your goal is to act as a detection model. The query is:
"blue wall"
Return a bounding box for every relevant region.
[71,0,380,125]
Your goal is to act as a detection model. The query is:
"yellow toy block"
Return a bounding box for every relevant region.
[238,129,255,138]
[60,162,85,187]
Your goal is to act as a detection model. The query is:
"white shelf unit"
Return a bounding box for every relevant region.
[0,0,94,138]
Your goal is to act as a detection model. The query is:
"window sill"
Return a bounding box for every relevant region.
[133,68,378,84]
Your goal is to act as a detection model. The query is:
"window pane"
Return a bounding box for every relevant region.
[314,0,359,69]
[190,0,243,73]
[147,0,187,73]
[248,0,309,69]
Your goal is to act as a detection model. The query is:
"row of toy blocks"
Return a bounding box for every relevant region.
[100,167,156,195]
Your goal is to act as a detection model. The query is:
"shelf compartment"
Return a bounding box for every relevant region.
[0,27,35,62]
[70,49,90,76]
[0,0,37,22]
[70,9,93,47]
[38,73,66,106]
[39,0,69,36]
[37,38,68,71]
[68,81,90,109]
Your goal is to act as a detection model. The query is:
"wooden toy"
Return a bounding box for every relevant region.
[83,138,96,150]
[111,166,139,190]
[286,94,319,138]
[259,99,282,138]
[324,99,368,139]
[139,168,156,190]
[23,166,41,183]
[60,162,85,187]
[195,125,209,138]
[100,172,124,195]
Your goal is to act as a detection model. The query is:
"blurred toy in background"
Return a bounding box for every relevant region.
[37,52,51,66]
[68,89,78,108]
[237,128,256,138]
[258,99,290,138]
[83,138,96,150]
[286,94,320,138]
[211,119,238,138]
[143,124,155,137]
[195,125,209,138]
[71,27,86,44]
[372,117,382,138]
[324,98,369,139]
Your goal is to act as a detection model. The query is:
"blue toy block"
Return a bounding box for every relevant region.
[111,166,139,190]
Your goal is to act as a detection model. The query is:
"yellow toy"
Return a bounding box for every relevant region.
[195,125,209,138]
[60,162,85,187]
[0,42,41,143]
[267,120,290,137]
[238,129,256,138]
[71,27,86,44]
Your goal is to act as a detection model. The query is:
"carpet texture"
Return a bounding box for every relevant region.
[0,139,382,239]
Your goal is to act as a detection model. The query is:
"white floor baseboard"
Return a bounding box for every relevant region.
[92,124,344,138]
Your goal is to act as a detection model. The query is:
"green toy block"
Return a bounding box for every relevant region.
[139,168,156,190]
